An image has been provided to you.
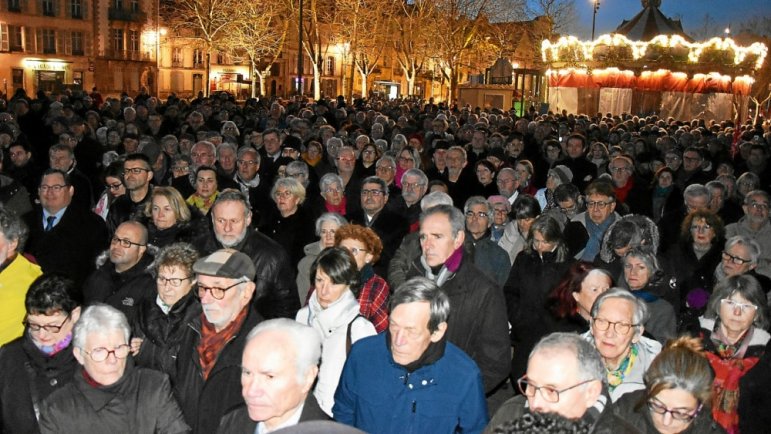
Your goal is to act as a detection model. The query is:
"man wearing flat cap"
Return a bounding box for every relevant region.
[173,248,264,434]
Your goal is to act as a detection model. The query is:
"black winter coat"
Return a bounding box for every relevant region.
[504,249,573,379]
[613,390,727,434]
[739,339,771,434]
[216,394,330,433]
[193,228,300,319]
[132,292,202,382]
[82,253,156,323]
[173,307,263,434]
[0,336,79,434]
[405,254,510,393]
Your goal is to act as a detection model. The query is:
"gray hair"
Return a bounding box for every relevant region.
[400,147,422,170]
[389,277,450,333]
[216,142,237,159]
[237,145,261,163]
[743,189,770,206]
[192,140,216,155]
[0,208,28,251]
[271,177,306,205]
[622,246,661,283]
[315,213,348,236]
[683,183,710,202]
[464,195,493,216]
[319,173,344,192]
[73,304,131,350]
[705,181,726,206]
[420,204,465,240]
[376,155,396,169]
[212,189,252,219]
[246,318,322,384]
[420,191,453,211]
[705,274,769,330]
[401,168,428,187]
[531,332,606,384]
[590,287,649,339]
[724,235,761,265]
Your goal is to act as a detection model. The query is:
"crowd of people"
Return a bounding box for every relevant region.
[0,85,769,433]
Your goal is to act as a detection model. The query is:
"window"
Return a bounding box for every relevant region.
[9,25,23,51]
[326,56,335,76]
[42,28,56,53]
[130,0,138,12]
[216,51,224,64]
[111,28,124,52]
[113,0,123,8]
[42,0,55,16]
[70,0,82,18]
[71,31,83,55]
[8,0,21,12]
[193,48,203,67]
[0,23,7,52]
[73,71,83,86]
[128,30,138,52]
[172,47,183,66]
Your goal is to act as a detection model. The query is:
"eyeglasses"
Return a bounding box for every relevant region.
[39,184,67,193]
[532,238,554,247]
[559,204,577,213]
[106,182,123,191]
[722,251,752,265]
[274,190,294,199]
[403,182,425,190]
[376,165,394,172]
[721,298,758,313]
[198,280,244,300]
[236,159,258,166]
[324,188,342,195]
[124,167,150,175]
[157,275,192,287]
[496,178,515,185]
[361,189,385,197]
[24,313,70,333]
[749,202,770,211]
[587,200,613,209]
[517,376,595,403]
[465,211,489,219]
[592,317,637,335]
[345,246,368,255]
[609,166,631,174]
[647,398,701,422]
[172,165,190,171]
[111,236,146,248]
[81,344,131,362]
[398,157,414,163]
[690,224,712,233]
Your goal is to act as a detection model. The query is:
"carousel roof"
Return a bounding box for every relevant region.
[614,0,691,42]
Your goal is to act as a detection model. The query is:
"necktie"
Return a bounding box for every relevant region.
[45,216,56,232]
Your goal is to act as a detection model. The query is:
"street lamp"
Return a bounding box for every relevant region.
[296,0,304,96]
[591,0,600,40]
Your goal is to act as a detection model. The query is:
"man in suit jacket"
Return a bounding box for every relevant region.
[348,176,408,277]
[216,318,329,433]
[24,169,108,288]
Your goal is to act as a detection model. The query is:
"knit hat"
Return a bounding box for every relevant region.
[193,249,256,281]
[549,165,573,185]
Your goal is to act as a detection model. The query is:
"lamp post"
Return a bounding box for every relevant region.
[296,0,303,96]
[591,0,600,40]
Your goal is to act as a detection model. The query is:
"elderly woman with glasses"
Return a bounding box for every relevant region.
[713,235,771,291]
[613,337,722,434]
[260,177,315,269]
[695,274,770,433]
[0,275,81,433]
[582,288,661,402]
[317,173,348,216]
[296,247,376,417]
[334,224,390,333]
[297,213,348,303]
[38,304,189,433]
[131,243,201,380]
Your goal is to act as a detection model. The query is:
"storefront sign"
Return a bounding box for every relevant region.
[24,60,70,71]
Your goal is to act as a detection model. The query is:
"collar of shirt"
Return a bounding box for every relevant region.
[256,402,305,434]
[42,207,68,229]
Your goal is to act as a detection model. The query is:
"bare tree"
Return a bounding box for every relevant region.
[220,1,291,97]
[290,0,335,100]
[526,0,577,35]
[392,0,438,96]
[162,0,238,96]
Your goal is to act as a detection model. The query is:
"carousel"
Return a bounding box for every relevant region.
[541,0,767,121]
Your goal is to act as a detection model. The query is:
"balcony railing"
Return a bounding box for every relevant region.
[101,49,154,61]
[108,7,147,22]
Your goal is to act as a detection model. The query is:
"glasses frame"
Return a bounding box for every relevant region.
[24,313,71,333]
[198,280,244,300]
[157,275,193,287]
[82,344,132,362]
[517,376,595,403]
[591,317,638,335]
[111,236,146,248]
[720,298,758,314]
[647,398,702,422]
[38,184,67,193]
[124,167,151,175]
[722,251,752,265]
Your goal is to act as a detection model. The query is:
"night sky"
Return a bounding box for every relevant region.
[566,0,771,39]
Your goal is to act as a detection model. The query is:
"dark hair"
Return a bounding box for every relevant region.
[40,168,71,186]
[102,160,125,184]
[584,179,616,200]
[124,152,152,170]
[310,247,360,295]
[25,274,79,315]
[548,262,613,319]
[553,183,581,203]
[513,194,541,220]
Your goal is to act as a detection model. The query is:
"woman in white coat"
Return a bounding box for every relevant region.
[296,247,376,416]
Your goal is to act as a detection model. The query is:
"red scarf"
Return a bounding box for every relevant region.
[197,306,248,381]
[614,178,634,204]
[325,196,347,216]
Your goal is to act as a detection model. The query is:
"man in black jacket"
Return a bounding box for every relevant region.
[174,248,264,434]
[193,189,300,319]
[107,153,154,234]
[217,319,328,433]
